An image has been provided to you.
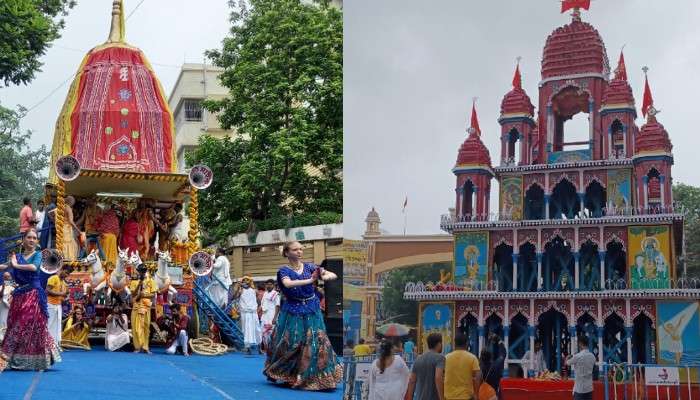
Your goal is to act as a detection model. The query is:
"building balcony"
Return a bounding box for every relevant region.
[494,155,632,173]
[441,204,685,232]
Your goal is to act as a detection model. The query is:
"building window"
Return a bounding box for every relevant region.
[183,99,203,121]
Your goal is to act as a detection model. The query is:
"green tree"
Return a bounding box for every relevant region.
[0,0,76,87]
[188,0,342,243]
[673,183,700,278]
[380,263,446,328]
[0,105,50,237]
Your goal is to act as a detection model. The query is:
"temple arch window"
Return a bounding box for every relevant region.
[549,179,579,220]
[610,119,625,158]
[524,184,545,220]
[493,243,514,292]
[632,313,655,364]
[462,180,476,217]
[543,237,574,291]
[583,180,606,218]
[506,128,521,165]
[517,242,537,291]
[579,240,601,291]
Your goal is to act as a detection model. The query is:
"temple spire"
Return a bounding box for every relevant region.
[468,98,481,136]
[107,0,125,43]
[614,50,627,81]
[512,57,522,89]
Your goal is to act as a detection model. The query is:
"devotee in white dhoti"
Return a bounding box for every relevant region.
[260,279,280,326]
[238,276,262,354]
[0,272,14,340]
[208,248,232,309]
[105,304,130,352]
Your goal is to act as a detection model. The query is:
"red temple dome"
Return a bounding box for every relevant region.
[635,114,672,154]
[456,132,492,168]
[541,19,609,80]
[501,64,535,116]
[602,51,635,107]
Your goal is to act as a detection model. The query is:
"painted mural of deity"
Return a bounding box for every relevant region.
[454,232,489,288]
[500,176,523,220]
[657,301,700,380]
[420,303,454,354]
[607,169,631,209]
[629,226,671,289]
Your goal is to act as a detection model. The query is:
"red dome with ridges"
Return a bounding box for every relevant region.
[456,132,492,168]
[635,117,672,153]
[501,88,535,116]
[541,20,609,79]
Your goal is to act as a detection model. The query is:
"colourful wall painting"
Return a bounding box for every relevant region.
[607,169,632,209]
[454,232,489,288]
[657,301,700,381]
[548,149,591,164]
[500,176,523,220]
[419,302,454,354]
[628,226,672,289]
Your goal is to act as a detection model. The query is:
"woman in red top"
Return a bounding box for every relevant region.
[163,305,189,356]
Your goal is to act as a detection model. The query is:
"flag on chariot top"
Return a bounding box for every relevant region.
[642,71,654,117]
[561,0,590,13]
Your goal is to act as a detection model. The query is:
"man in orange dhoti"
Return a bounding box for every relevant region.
[136,201,155,259]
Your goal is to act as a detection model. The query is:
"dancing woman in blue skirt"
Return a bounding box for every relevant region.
[263,241,343,390]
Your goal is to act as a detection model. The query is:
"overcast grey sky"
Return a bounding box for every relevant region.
[344,0,700,239]
[0,0,231,148]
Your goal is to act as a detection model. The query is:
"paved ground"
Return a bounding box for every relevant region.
[2,347,342,400]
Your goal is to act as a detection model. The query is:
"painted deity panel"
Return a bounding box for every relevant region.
[419,302,454,354]
[548,149,591,164]
[500,176,523,220]
[454,232,489,288]
[657,301,700,380]
[607,169,632,209]
[628,225,672,289]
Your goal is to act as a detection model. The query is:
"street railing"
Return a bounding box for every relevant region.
[602,363,700,400]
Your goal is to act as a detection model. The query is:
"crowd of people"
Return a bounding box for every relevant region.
[0,231,343,391]
[347,331,596,400]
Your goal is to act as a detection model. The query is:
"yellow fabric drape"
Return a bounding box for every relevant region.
[100,233,118,267]
[62,225,79,261]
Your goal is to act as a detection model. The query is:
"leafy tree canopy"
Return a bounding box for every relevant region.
[673,183,700,277]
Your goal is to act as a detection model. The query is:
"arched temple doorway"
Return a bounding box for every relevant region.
[457,313,480,355]
[538,308,570,373]
[524,184,545,220]
[550,179,580,220]
[518,242,537,291]
[584,180,606,218]
[632,313,655,364]
[579,240,601,291]
[603,313,628,364]
[543,237,574,291]
[494,243,514,292]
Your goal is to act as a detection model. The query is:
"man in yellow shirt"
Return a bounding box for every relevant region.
[353,338,372,357]
[46,266,72,348]
[130,263,156,354]
[444,332,481,400]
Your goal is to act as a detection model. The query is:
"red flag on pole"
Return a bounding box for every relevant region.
[470,101,481,136]
[561,0,590,13]
[512,63,522,89]
[641,74,653,117]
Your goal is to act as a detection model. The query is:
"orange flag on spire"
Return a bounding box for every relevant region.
[642,73,653,117]
[561,0,590,13]
[615,51,627,81]
[470,101,481,135]
[512,63,522,89]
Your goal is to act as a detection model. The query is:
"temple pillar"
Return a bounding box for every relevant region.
[478,300,484,353]
[512,253,519,291]
[574,252,580,290]
[588,99,594,151]
[536,252,543,290]
[578,193,585,217]
[598,251,606,290]
[544,195,551,219]
[642,176,649,209]
[546,103,554,156]
[659,175,666,207]
[625,299,632,363]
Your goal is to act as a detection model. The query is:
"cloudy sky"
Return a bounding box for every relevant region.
[0,0,231,148]
[344,0,700,239]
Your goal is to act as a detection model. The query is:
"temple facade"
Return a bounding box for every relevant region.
[405,8,699,377]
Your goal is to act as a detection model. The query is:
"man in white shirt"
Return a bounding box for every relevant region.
[238,276,261,354]
[35,200,45,239]
[208,248,232,309]
[566,336,596,400]
[522,340,548,376]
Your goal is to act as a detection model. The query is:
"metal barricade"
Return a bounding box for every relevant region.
[601,363,700,400]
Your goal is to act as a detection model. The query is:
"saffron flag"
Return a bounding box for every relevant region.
[615,51,627,81]
[512,63,522,89]
[561,0,590,13]
[642,75,653,117]
[470,102,481,135]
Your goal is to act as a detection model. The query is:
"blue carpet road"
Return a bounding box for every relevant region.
[0,347,342,400]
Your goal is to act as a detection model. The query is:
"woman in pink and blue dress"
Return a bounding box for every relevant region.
[0,228,61,371]
[263,241,343,390]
